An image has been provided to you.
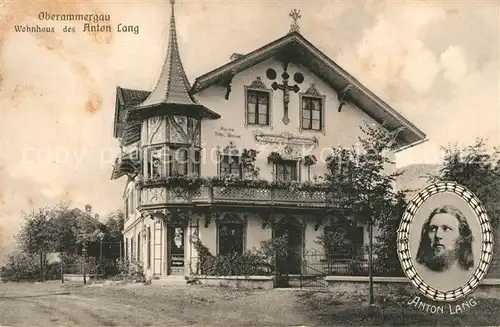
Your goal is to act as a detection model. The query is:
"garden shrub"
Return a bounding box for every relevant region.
[190,235,288,276]
[112,258,145,283]
[200,252,268,276]
[347,259,365,276]
[0,251,61,282]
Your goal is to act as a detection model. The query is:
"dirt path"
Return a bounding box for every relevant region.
[0,293,188,326]
[0,282,320,326]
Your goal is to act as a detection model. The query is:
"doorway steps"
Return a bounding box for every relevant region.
[153,275,187,286]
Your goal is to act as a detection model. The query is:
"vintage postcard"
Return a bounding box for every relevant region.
[0,0,499,326]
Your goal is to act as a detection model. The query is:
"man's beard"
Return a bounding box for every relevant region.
[424,247,457,272]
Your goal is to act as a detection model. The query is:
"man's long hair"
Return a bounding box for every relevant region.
[415,205,474,270]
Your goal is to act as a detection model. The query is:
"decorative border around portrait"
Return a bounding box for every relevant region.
[397,181,495,302]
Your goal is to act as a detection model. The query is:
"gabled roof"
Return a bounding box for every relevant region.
[113,87,149,138]
[124,1,220,122]
[70,208,101,226]
[191,31,426,148]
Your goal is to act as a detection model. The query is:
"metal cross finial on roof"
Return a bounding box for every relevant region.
[289,9,301,33]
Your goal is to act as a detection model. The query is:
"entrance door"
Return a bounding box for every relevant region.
[167,225,185,275]
[274,219,303,275]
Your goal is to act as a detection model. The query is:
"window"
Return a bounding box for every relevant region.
[191,150,201,176]
[147,227,151,268]
[246,90,270,125]
[130,238,134,261]
[353,226,365,257]
[125,238,129,260]
[301,96,323,131]
[275,160,298,182]
[146,146,200,178]
[124,198,129,219]
[323,226,365,260]
[218,223,244,255]
[169,147,188,176]
[219,154,242,178]
[128,190,134,215]
[148,148,167,179]
[137,233,141,261]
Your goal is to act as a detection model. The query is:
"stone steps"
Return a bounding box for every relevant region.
[152,276,187,285]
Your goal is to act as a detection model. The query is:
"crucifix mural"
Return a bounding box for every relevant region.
[265,9,304,125]
[270,71,301,125]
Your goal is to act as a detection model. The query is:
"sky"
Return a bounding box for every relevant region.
[0,1,499,254]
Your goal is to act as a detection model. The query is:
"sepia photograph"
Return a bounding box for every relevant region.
[1,0,499,326]
[409,189,483,293]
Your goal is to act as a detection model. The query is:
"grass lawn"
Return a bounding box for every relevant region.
[1,280,499,326]
[296,290,500,326]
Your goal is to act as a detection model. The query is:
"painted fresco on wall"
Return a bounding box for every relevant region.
[148,117,166,145]
[168,116,188,143]
[188,118,201,146]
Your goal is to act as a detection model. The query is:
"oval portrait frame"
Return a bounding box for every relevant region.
[397,181,494,302]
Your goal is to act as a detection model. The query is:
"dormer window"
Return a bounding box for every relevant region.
[246,90,270,126]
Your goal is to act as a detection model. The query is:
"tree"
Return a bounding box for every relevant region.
[428,140,500,278]
[72,209,105,285]
[16,207,57,282]
[103,210,125,242]
[5,204,128,281]
[428,139,500,228]
[101,210,125,261]
[50,205,80,254]
[323,122,408,304]
[373,191,408,276]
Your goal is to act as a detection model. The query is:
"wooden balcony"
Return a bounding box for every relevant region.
[139,184,328,209]
[195,186,327,207]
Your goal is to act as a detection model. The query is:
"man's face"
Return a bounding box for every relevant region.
[428,213,460,257]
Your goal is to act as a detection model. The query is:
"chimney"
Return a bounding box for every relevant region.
[85,204,92,214]
[230,53,244,61]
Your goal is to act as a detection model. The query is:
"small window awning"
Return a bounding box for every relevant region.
[122,123,141,146]
[110,150,141,180]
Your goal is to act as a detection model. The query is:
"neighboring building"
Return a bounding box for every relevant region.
[111,1,426,278]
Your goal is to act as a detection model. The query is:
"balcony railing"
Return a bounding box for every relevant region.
[140,183,329,208]
[194,186,327,207]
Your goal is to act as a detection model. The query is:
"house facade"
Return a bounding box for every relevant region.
[111,1,426,278]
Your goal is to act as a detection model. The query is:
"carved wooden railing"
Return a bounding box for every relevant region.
[141,185,328,208]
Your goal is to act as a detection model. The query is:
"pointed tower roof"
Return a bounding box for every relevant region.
[125,0,220,122]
